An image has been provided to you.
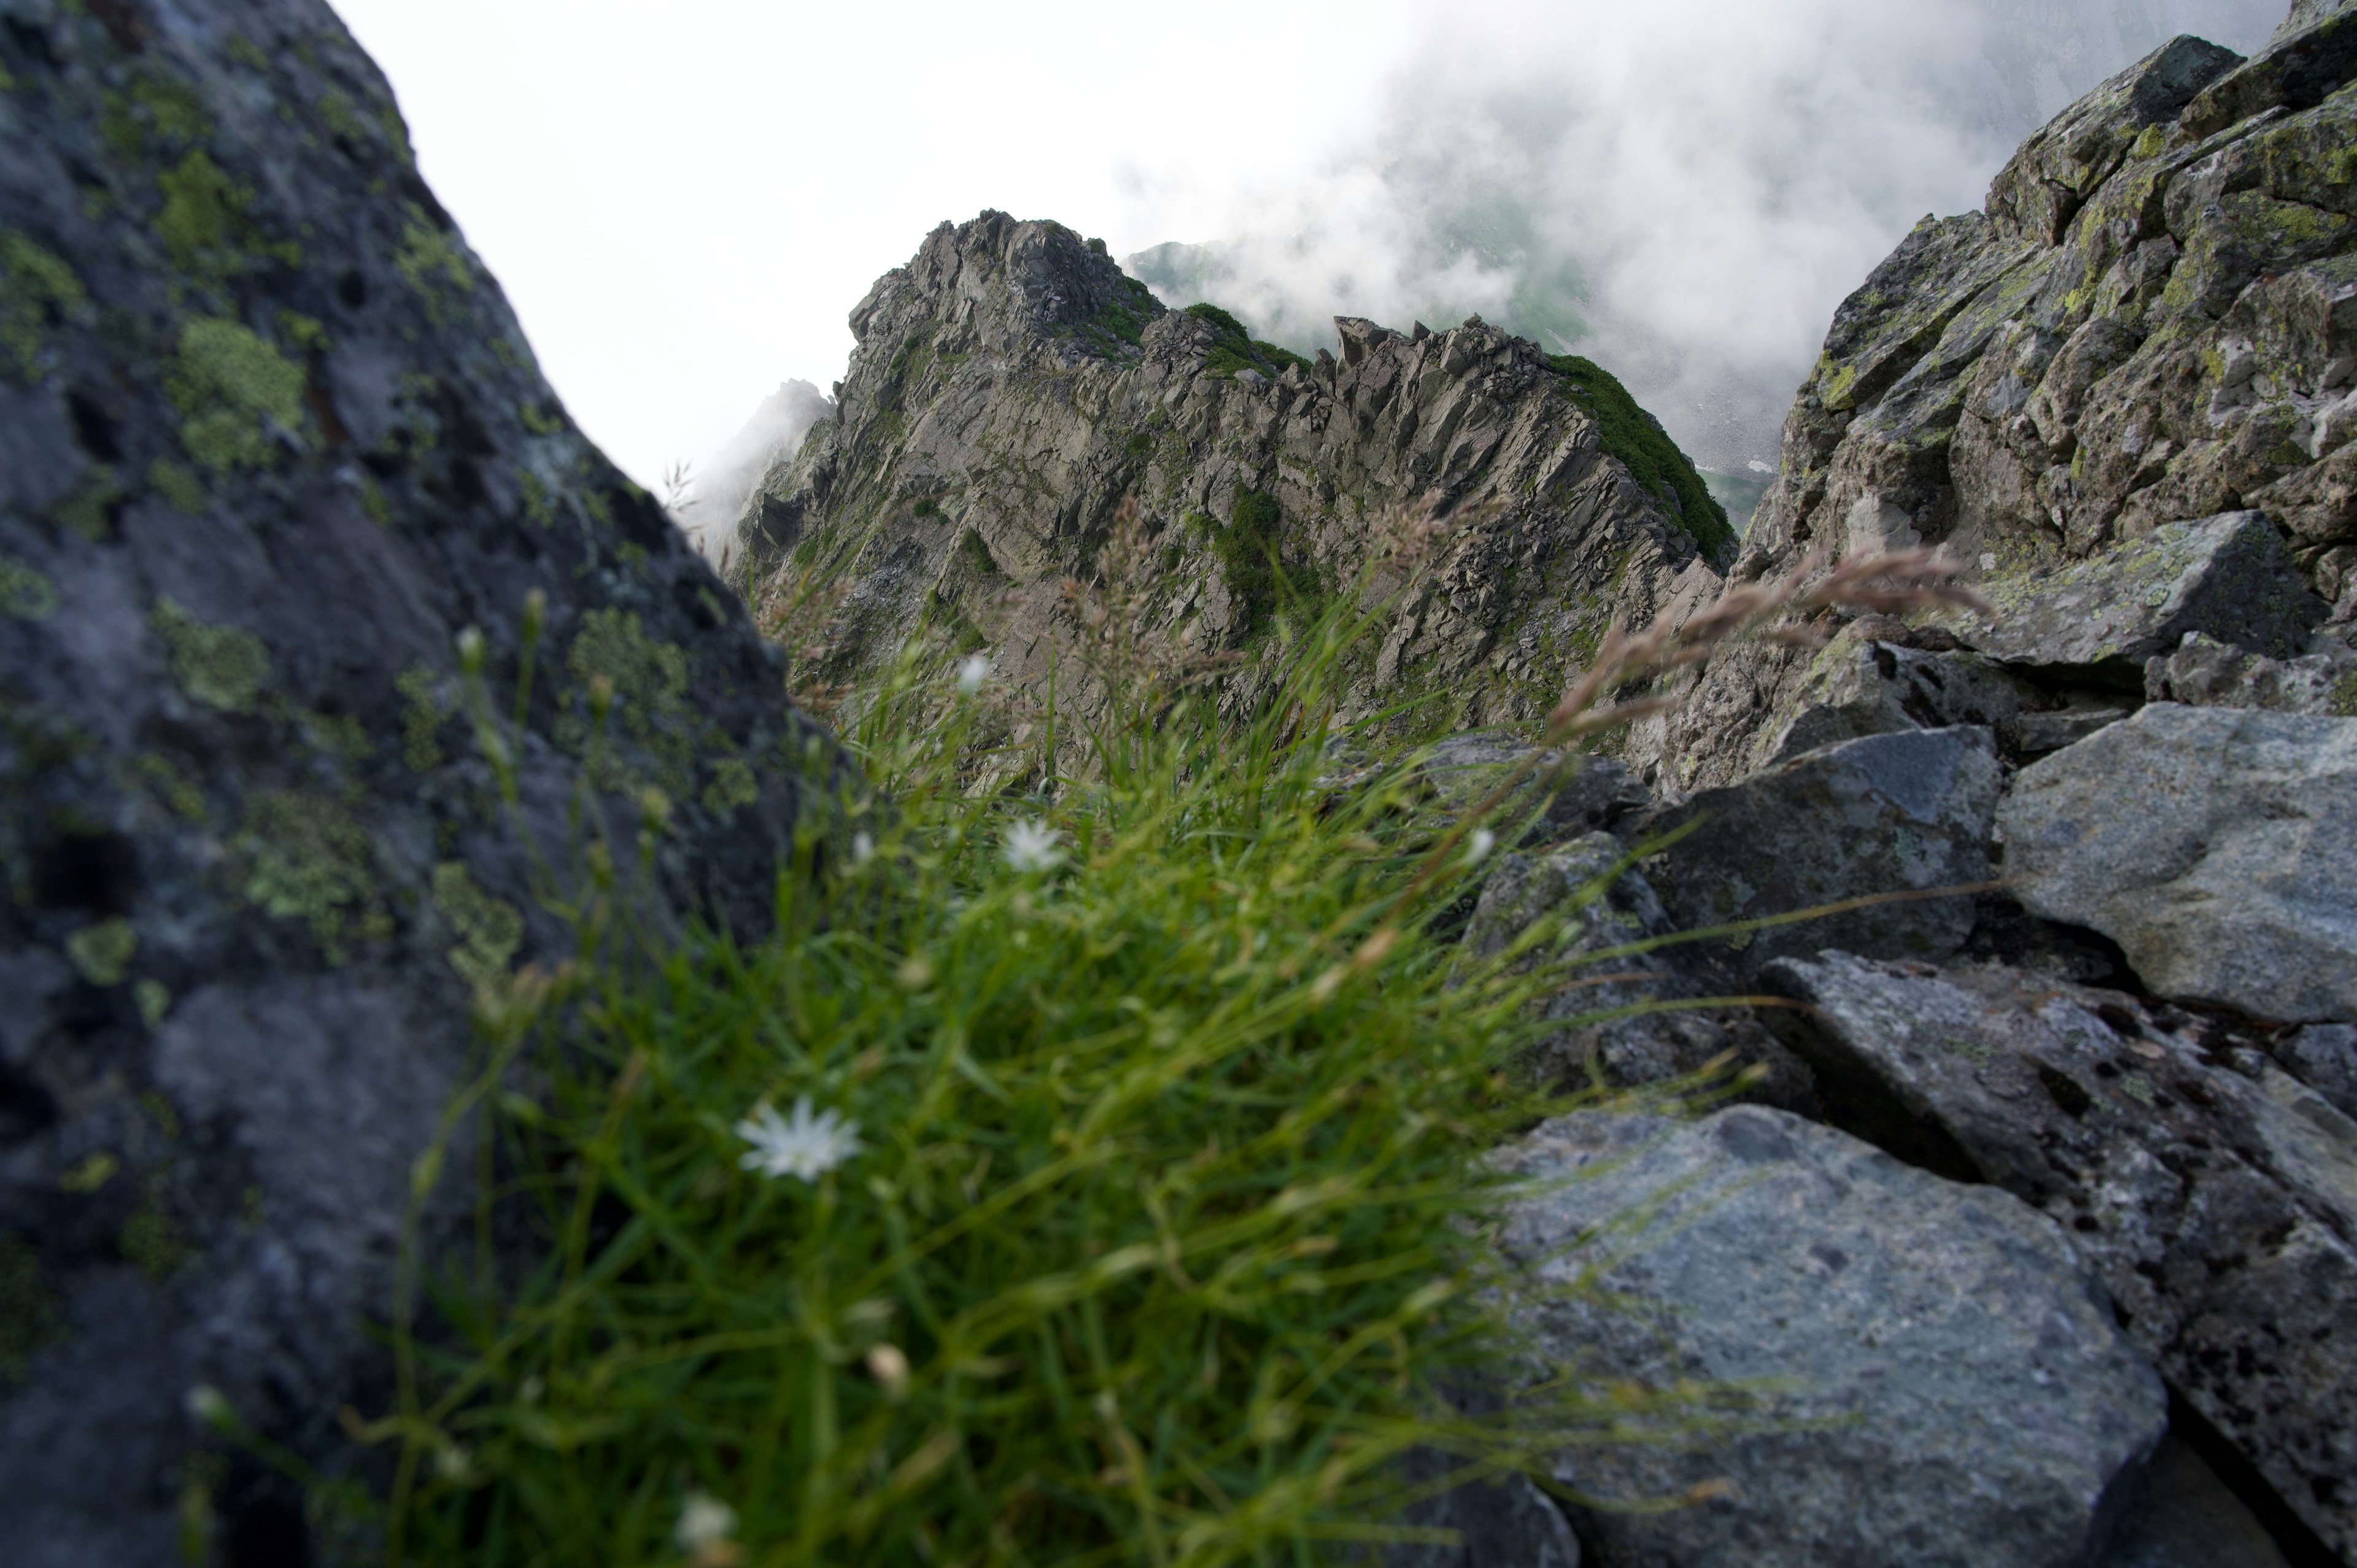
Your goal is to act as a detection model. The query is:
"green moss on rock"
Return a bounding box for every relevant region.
[119,1182,188,1280]
[1186,303,1312,380]
[98,69,209,158]
[66,917,137,985]
[0,552,59,619]
[393,204,473,323]
[430,861,522,986]
[235,789,392,962]
[559,608,695,794]
[147,458,208,514]
[1546,353,1736,561]
[0,1232,62,1385]
[152,595,268,711]
[395,664,448,770]
[53,465,123,540]
[701,755,759,816]
[0,231,88,382]
[164,317,308,473]
[153,150,252,274]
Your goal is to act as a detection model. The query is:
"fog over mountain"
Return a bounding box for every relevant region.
[331,0,2282,499]
[1118,0,2283,476]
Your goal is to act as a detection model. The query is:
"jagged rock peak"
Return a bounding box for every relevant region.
[850,210,1164,367]
[735,212,1733,739]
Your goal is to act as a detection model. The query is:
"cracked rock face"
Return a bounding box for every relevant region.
[1635,11,2357,790]
[1496,1106,2167,1568]
[1619,725,2003,977]
[1759,952,2357,1558]
[1996,703,2357,1021]
[731,210,1733,738]
[0,2,834,1561]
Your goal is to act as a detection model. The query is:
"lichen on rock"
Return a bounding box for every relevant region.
[0,3,839,1558]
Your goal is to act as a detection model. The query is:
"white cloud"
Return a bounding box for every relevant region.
[330,0,2285,488]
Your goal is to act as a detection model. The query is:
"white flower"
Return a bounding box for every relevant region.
[735,1097,862,1182]
[1978,552,1998,573]
[956,654,992,695]
[851,830,875,865]
[1002,819,1064,873]
[676,1492,738,1552]
[184,1385,233,1427]
[1465,828,1496,865]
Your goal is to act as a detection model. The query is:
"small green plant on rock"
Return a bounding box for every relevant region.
[347,525,1981,1566]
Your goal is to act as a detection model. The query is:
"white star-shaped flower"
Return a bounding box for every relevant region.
[1003,819,1064,873]
[956,654,992,695]
[676,1492,737,1551]
[735,1097,862,1183]
[1465,827,1496,864]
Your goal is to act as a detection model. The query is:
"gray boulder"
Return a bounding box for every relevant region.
[2144,628,2357,715]
[0,4,835,1562]
[1757,620,2041,767]
[1758,951,2357,1558]
[1961,512,2324,680]
[2283,1023,2357,1120]
[1461,836,1817,1110]
[1997,703,2357,1021]
[1495,1106,2167,1568]
[1620,727,2002,977]
[1419,730,1650,843]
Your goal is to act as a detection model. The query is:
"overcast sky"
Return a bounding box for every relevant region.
[330,0,2283,489]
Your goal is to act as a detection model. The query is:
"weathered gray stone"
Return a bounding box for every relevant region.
[2145,628,2357,714]
[1962,512,2325,679]
[1997,703,2357,1021]
[1419,730,1649,843]
[1620,727,2002,976]
[0,4,837,1562]
[1388,1467,1583,1568]
[1757,620,2042,768]
[2281,1022,2357,1121]
[1495,1106,2167,1568]
[1461,836,1817,1111]
[1757,951,2357,1558]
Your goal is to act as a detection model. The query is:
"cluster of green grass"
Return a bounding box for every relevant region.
[1544,355,1735,563]
[1072,276,1166,358]
[1186,304,1315,382]
[329,572,1707,1568]
[1193,489,1326,640]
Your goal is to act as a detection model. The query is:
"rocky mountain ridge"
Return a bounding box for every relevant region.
[730,212,1734,737]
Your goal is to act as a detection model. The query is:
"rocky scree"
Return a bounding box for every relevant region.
[0,3,836,1562]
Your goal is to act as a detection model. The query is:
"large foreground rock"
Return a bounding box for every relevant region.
[1496,1106,2167,1568]
[1997,703,2357,1021]
[1760,952,2357,1558]
[1619,726,2002,977]
[0,4,833,1561]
